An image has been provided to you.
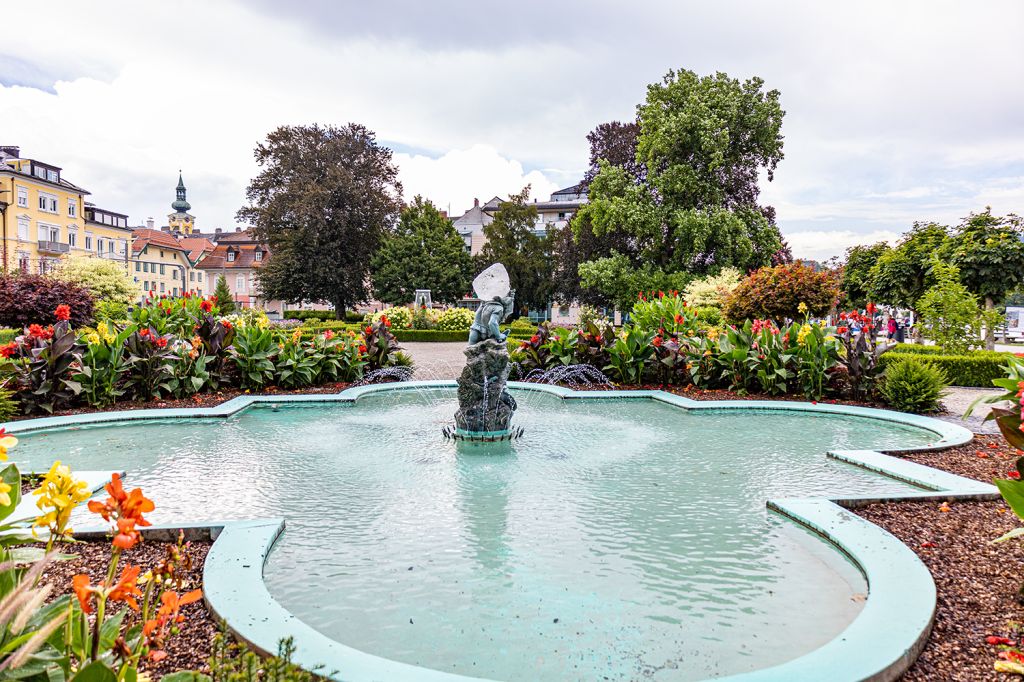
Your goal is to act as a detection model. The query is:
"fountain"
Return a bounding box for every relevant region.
[443,263,523,442]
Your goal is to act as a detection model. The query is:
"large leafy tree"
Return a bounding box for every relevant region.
[868,222,949,310]
[947,208,1024,348]
[573,69,785,288]
[371,196,473,305]
[841,242,892,308]
[475,187,552,316]
[237,123,402,318]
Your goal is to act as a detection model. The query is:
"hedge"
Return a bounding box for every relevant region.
[878,351,1014,388]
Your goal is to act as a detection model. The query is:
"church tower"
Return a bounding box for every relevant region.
[167,172,195,234]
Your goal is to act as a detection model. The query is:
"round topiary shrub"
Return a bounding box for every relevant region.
[435,307,475,331]
[879,357,948,413]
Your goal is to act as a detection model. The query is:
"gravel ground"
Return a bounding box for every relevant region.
[37,538,215,676]
[857,434,1024,680]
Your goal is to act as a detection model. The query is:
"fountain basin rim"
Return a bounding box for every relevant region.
[7,382,987,681]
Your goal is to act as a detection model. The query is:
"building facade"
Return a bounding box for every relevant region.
[0,146,132,275]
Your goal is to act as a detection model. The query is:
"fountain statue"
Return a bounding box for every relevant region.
[448,263,521,442]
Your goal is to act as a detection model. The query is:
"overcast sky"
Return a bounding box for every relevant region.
[2,1,1022,260]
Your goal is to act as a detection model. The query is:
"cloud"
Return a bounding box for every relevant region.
[395,146,560,216]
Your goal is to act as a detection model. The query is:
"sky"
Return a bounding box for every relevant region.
[1,1,1022,261]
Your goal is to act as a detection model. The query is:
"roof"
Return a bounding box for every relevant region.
[178,236,216,262]
[131,228,189,254]
[196,241,268,270]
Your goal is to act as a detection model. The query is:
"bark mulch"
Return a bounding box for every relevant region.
[37,538,215,676]
[856,434,1024,680]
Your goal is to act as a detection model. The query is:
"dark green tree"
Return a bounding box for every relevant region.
[213,275,235,314]
[948,208,1024,348]
[573,69,785,288]
[868,222,949,312]
[371,196,472,305]
[476,187,552,316]
[840,242,891,308]
[237,123,402,319]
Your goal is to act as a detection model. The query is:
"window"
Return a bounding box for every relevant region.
[159,264,165,275]
[67,199,76,217]
[255,251,263,261]
[227,251,235,262]
[135,262,141,272]
[16,187,27,208]
[85,235,92,251]
[16,218,28,241]
[236,275,245,292]
[68,231,76,248]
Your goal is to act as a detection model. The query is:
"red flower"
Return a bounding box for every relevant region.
[155,337,168,348]
[54,304,71,321]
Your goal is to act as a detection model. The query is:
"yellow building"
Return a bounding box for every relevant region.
[0,146,131,274]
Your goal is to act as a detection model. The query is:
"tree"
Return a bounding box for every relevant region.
[947,208,1024,349]
[722,262,840,323]
[371,196,473,305]
[868,222,949,310]
[841,242,891,308]
[475,187,552,316]
[573,69,785,286]
[237,123,402,318]
[53,257,136,306]
[214,275,235,314]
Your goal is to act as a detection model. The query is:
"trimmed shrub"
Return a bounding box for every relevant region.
[879,357,948,412]
[435,307,475,331]
[878,352,1012,387]
[0,274,95,328]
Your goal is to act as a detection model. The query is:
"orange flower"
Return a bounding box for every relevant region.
[108,565,143,610]
[72,574,95,614]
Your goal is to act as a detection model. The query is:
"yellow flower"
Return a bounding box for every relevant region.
[0,479,11,507]
[0,431,18,461]
[32,460,91,541]
[797,323,812,345]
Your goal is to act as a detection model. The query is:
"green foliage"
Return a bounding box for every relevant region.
[239,123,402,314]
[878,351,1012,387]
[213,276,235,315]
[841,242,891,308]
[879,357,948,412]
[53,257,137,306]
[868,222,949,309]
[577,251,689,313]
[231,325,277,389]
[683,268,742,308]
[476,187,552,314]
[722,262,840,323]
[916,259,986,354]
[371,196,473,305]
[433,307,474,332]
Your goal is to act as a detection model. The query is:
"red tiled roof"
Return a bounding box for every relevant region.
[196,242,269,270]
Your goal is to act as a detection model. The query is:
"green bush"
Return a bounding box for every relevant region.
[435,307,475,331]
[879,357,948,412]
[392,329,467,342]
[878,351,1012,387]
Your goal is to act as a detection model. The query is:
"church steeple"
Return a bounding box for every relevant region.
[171,171,191,212]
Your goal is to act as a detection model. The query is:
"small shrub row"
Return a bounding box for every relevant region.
[878,351,1013,387]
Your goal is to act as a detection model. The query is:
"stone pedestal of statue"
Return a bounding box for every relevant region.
[453,339,517,437]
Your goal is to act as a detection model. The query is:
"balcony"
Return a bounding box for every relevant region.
[38,240,70,255]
